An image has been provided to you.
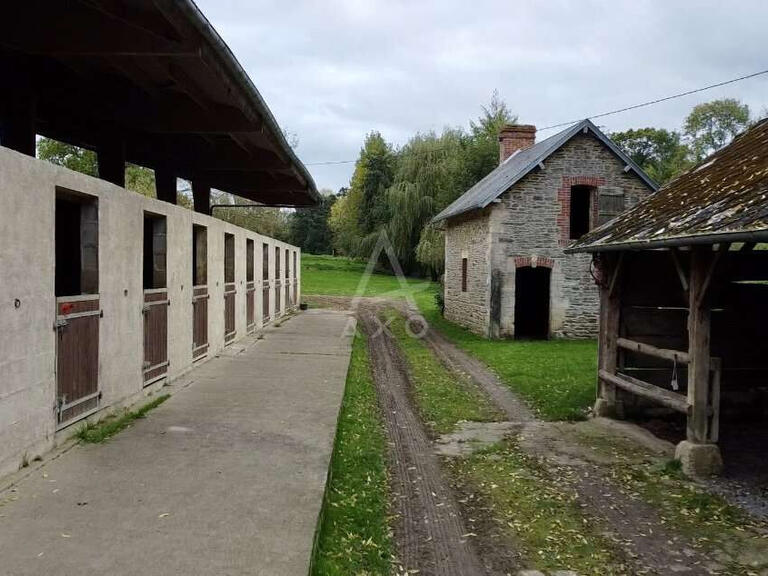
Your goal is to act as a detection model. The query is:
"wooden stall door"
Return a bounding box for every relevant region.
[284,249,290,310]
[275,246,282,316]
[246,281,255,332]
[246,239,255,332]
[262,242,270,323]
[293,252,298,306]
[192,285,209,359]
[285,282,290,310]
[55,296,100,427]
[262,281,270,323]
[143,289,168,384]
[224,283,236,343]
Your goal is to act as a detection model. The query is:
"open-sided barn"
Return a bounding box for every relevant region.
[568,118,768,476]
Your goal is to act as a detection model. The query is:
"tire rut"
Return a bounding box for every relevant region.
[358,308,486,576]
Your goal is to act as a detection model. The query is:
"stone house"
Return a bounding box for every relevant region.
[432,120,657,339]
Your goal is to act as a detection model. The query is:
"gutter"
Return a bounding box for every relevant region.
[177,0,320,205]
[565,228,768,253]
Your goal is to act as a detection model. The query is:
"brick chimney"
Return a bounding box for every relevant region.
[499,124,536,163]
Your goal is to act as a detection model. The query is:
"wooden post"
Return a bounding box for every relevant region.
[155,169,177,204]
[97,139,126,187]
[687,247,713,443]
[192,181,211,214]
[595,253,621,416]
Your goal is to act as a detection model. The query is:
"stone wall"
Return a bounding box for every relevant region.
[491,133,651,338]
[443,211,491,336]
[444,132,652,339]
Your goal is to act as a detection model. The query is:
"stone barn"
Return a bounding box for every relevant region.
[433,120,657,339]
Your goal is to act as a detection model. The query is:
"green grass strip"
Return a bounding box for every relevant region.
[412,288,598,421]
[77,394,170,443]
[386,310,503,434]
[312,332,393,576]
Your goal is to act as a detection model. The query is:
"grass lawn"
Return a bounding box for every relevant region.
[385,310,503,434]
[302,253,434,298]
[412,288,598,421]
[311,332,392,576]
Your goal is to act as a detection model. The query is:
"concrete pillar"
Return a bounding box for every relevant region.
[155,169,177,204]
[192,181,210,214]
[97,139,126,187]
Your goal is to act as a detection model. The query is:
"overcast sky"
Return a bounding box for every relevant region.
[197,0,768,192]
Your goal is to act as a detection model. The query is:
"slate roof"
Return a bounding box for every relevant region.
[567,118,768,253]
[432,119,656,222]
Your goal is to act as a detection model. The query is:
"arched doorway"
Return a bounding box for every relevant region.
[514,266,551,339]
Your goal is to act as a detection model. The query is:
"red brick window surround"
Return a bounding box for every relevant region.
[557,176,604,246]
[514,256,554,269]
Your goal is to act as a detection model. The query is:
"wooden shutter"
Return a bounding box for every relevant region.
[597,187,626,226]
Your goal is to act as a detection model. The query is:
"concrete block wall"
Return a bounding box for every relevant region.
[444,133,651,339]
[0,146,301,477]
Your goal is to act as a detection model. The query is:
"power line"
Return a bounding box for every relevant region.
[304,67,768,166]
[538,68,768,132]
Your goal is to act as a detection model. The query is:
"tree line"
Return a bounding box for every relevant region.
[301,97,754,278]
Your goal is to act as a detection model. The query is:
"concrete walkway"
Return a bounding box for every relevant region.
[0,309,355,576]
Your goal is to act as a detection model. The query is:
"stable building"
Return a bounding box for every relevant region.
[433,120,657,339]
[0,1,316,476]
[568,118,768,476]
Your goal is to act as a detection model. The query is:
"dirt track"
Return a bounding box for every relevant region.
[358,306,487,575]
[420,316,717,575]
[310,295,741,574]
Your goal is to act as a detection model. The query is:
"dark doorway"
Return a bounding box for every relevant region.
[55,192,99,297]
[143,214,167,290]
[514,266,551,339]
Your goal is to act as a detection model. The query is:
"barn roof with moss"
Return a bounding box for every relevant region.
[568,118,768,253]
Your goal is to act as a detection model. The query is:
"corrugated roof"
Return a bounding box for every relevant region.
[567,118,768,253]
[432,119,656,222]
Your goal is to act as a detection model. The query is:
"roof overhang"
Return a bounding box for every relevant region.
[0,0,318,206]
[565,228,768,253]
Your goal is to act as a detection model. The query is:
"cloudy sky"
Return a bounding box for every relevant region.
[196,0,768,192]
